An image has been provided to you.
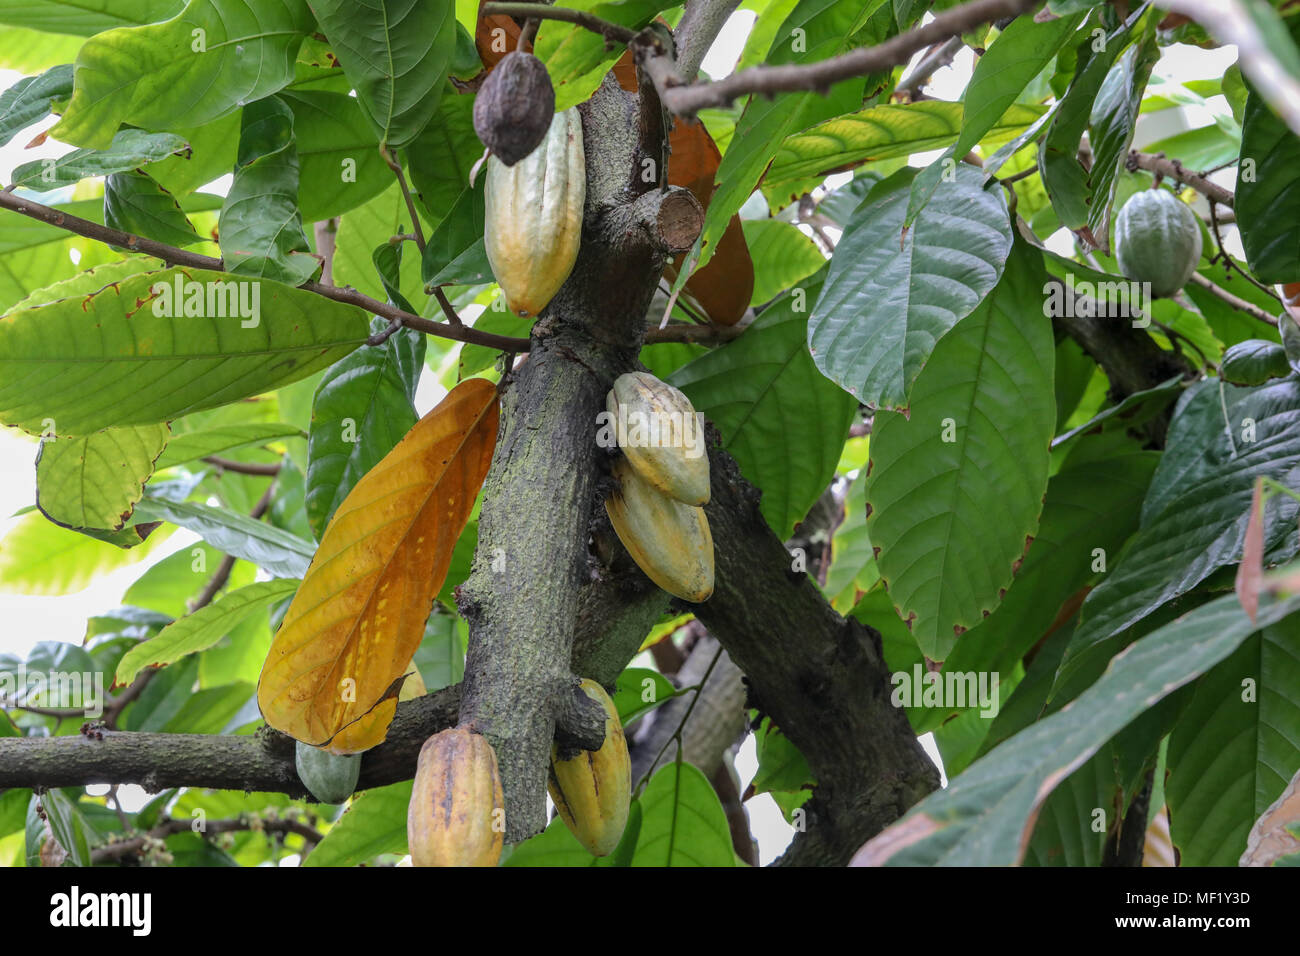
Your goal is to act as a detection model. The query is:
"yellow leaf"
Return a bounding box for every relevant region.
[258,378,499,751]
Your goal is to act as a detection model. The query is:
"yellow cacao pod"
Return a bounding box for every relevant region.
[606,371,710,506]
[407,727,504,867]
[484,107,584,317]
[548,679,630,857]
[605,456,714,603]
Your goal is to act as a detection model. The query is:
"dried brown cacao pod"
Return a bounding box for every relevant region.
[473,51,556,167]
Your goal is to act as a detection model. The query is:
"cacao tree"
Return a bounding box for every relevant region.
[0,0,1299,872]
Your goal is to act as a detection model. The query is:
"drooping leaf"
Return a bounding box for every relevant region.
[131,498,315,578]
[0,63,73,147]
[103,169,202,246]
[0,267,365,437]
[51,0,315,149]
[35,424,170,531]
[865,238,1053,660]
[9,128,188,191]
[258,378,498,750]
[310,0,456,148]
[280,91,389,222]
[1237,85,1300,284]
[406,91,477,228]
[153,423,304,470]
[808,164,1013,411]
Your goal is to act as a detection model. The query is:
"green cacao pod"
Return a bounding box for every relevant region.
[1220,339,1293,386]
[606,371,710,505]
[484,107,584,317]
[295,742,361,804]
[1114,188,1203,298]
[548,679,630,857]
[605,456,714,603]
[473,51,556,166]
[407,727,505,867]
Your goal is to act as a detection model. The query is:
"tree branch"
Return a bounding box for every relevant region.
[480,3,637,43]
[1187,272,1277,326]
[202,455,282,476]
[0,190,531,353]
[1125,150,1235,209]
[672,0,743,82]
[91,815,323,863]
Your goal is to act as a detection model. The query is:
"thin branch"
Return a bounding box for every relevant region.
[0,190,532,353]
[1188,272,1277,326]
[654,0,1040,115]
[897,36,964,100]
[432,286,464,327]
[202,455,282,476]
[381,145,426,251]
[481,3,636,43]
[673,0,743,82]
[1126,150,1235,208]
[644,321,744,345]
[518,17,540,52]
[92,815,323,863]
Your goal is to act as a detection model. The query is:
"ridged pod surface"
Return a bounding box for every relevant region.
[472,51,555,166]
[607,372,710,506]
[484,108,584,317]
[547,679,630,856]
[1114,188,1203,298]
[295,743,361,804]
[605,457,714,603]
[407,727,504,867]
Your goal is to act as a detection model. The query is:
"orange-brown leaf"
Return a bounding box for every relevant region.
[476,0,523,69]
[258,378,499,752]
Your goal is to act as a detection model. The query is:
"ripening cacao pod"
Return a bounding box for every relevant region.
[605,456,714,603]
[473,51,556,167]
[484,108,584,317]
[407,727,504,867]
[606,372,710,506]
[1114,188,1203,298]
[295,742,362,804]
[548,679,630,857]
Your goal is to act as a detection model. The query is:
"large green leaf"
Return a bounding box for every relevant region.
[148,111,241,197]
[219,96,319,286]
[0,63,73,147]
[121,541,254,618]
[0,0,183,35]
[631,762,735,866]
[154,422,303,469]
[103,169,203,246]
[302,780,413,866]
[281,91,390,222]
[0,199,116,311]
[114,578,298,684]
[1237,87,1300,284]
[0,510,171,595]
[52,0,314,149]
[35,424,170,531]
[535,0,669,112]
[865,239,1054,660]
[406,92,477,229]
[670,278,857,538]
[305,318,423,538]
[1166,622,1300,865]
[740,219,825,307]
[809,164,1013,412]
[8,128,187,190]
[856,591,1300,866]
[310,0,455,149]
[0,267,365,436]
[1051,377,1300,704]
[130,498,314,578]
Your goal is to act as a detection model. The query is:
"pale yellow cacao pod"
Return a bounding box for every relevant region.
[484,107,584,317]
[607,371,710,505]
[407,727,504,867]
[548,679,630,857]
[605,456,714,603]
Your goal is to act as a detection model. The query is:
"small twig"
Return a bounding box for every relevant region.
[481,3,636,43]
[1208,201,1279,300]
[380,146,426,251]
[1125,150,1235,208]
[1187,272,1277,326]
[998,162,1039,186]
[657,279,709,325]
[638,644,725,796]
[367,317,405,346]
[202,455,282,476]
[92,815,323,863]
[518,16,540,51]
[897,36,964,100]
[314,218,338,287]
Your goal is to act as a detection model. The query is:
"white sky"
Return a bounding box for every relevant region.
[0,14,1242,864]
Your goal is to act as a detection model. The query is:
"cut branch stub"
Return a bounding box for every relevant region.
[652,187,705,254]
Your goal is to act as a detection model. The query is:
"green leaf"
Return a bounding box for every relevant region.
[162,680,254,733]
[122,542,254,618]
[420,185,484,286]
[51,0,315,149]
[131,497,314,578]
[148,111,241,197]
[41,790,91,866]
[458,311,531,377]
[219,96,319,286]
[154,422,304,470]
[305,319,423,538]
[611,667,677,726]
[810,163,1013,412]
[1167,623,1300,865]
[1022,749,1113,867]
[631,762,735,866]
[671,278,857,538]
[302,780,412,866]
[35,424,170,531]
[860,591,1300,866]
[740,219,826,307]
[0,510,171,595]
[114,579,298,685]
[751,716,814,797]
[1052,377,1300,705]
[1221,339,1294,386]
[0,0,183,36]
[1237,86,1300,284]
[333,185,427,304]
[413,612,465,691]
[9,128,188,190]
[406,92,476,228]
[504,813,611,867]
[0,63,73,147]
[281,90,391,221]
[535,0,669,111]
[0,267,365,437]
[310,0,456,148]
[104,169,202,246]
[865,239,1054,660]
